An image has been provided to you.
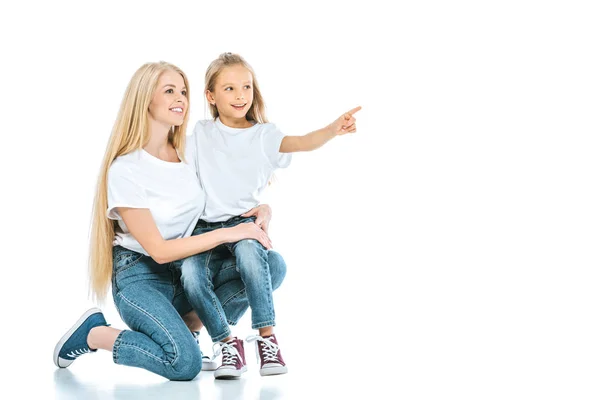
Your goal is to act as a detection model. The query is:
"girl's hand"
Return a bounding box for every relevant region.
[328,106,362,136]
[226,223,273,249]
[241,204,272,235]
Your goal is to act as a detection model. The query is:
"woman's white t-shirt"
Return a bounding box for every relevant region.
[106,149,205,255]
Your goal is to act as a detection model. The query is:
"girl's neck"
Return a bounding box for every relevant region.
[219,114,254,129]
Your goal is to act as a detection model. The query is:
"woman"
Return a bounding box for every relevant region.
[53,61,286,381]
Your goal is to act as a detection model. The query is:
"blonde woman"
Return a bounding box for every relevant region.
[52,61,285,381]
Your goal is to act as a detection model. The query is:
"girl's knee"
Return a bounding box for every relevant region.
[234,239,264,257]
[268,251,287,289]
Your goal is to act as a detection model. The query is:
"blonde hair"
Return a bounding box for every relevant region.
[89,61,190,302]
[205,52,268,123]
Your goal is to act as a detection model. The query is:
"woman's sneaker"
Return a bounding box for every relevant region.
[191,331,218,371]
[213,337,247,379]
[246,334,288,376]
[202,355,219,371]
[53,308,108,368]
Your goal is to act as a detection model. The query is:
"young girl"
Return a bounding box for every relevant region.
[182,52,360,379]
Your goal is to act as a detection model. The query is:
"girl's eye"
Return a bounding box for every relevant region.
[225,87,232,91]
[244,85,252,90]
[182,90,187,96]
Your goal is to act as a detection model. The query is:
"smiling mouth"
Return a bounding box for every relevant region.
[170,107,184,114]
[231,103,247,110]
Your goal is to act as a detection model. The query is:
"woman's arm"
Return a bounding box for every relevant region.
[119,208,272,264]
[279,106,361,153]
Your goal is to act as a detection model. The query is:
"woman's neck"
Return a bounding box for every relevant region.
[144,119,178,161]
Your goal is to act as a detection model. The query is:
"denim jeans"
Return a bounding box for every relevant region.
[180,216,286,342]
[111,245,201,381]
[111,242,286,379]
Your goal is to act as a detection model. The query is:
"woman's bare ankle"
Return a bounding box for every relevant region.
[87,326,120,351]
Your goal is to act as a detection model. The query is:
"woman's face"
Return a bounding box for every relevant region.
[148,70,188,127]
[207,64,254,122]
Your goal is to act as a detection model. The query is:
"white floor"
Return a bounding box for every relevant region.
[48,346,382,400]
[52,362,300,400]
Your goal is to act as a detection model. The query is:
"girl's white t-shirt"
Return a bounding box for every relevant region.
[186,118,292,222]
[106,149,206,255]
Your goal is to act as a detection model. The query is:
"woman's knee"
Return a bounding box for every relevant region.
[165,341,202,381]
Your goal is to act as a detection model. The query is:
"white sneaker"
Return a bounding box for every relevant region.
[191,331,219,371]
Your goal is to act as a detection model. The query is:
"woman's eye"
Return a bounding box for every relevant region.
[166,89,174,94]
[182,90,187,96]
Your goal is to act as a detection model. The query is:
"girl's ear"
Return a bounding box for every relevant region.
[206,90,216,105]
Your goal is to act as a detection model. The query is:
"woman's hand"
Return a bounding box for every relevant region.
[226,223,273,249]
[242,204,272,234]
[328,106,361,136]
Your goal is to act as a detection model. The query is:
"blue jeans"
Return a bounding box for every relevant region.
[180,216,286,342]
[111,246,201,381]
[111,244,286,379]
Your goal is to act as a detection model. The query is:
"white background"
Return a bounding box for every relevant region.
[1,0,599,399]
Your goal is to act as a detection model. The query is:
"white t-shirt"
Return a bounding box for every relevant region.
[186,118,292,222]
[106,149,205,255]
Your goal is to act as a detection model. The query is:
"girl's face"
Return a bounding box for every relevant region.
[207,64,254,124]
[148,70,188,127]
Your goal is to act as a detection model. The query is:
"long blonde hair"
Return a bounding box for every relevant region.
[205,52,268,123]
[89,61,191,302]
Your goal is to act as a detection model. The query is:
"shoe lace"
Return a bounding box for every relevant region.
[213,341,241,366]
[246,335,279,364]
[66,348,90,359]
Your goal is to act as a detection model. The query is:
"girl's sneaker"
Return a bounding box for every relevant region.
[53,308,108,368]
[246,334,288,376]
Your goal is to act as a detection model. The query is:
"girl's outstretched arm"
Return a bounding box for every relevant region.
[279,106,361,153]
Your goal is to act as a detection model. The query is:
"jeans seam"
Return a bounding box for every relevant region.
[252,320,276,329]
[202,250,231,342]
[204,249,213,269]
[116,291,180,365]
[114,254,144,276]
[212,329,232,343]
[262,249,274,326]
[112,330,126,364]
[221,288,246,307]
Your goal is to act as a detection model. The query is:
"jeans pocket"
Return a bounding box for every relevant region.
[114,250,144,275]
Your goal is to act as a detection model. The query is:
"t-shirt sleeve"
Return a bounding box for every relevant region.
[106,162,148,220]
[261,124,292,169]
